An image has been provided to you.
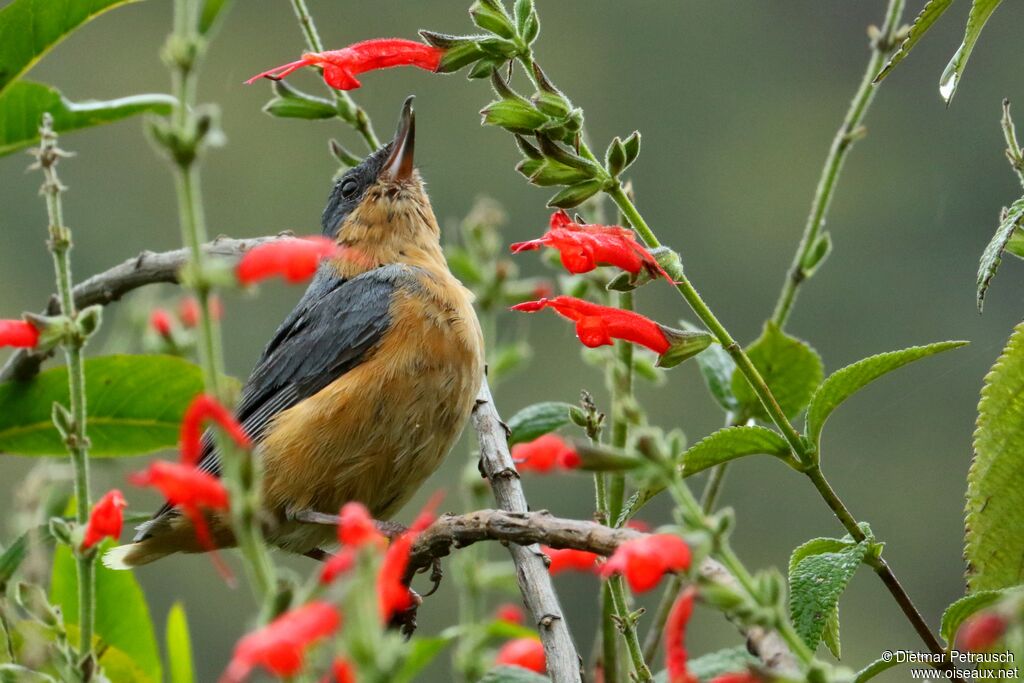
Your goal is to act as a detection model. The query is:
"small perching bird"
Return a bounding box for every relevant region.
[105,97,484,568]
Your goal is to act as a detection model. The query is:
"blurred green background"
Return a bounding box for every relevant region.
[2,1,1024,680]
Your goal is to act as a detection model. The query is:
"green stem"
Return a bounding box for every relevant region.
[600,583,620,683]
[287,0,380,151]
[640,574,681,663]
[607,292,634,525]
[606,576,653,682]
[770,0,904,328]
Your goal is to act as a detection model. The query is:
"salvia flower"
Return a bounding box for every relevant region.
[708,673,763,683]
[0,320,39,348]
[222,601,341,682]
[377,494,441,622]
[665,587,697,683]
[81,489,127,550]
[338,502,385,549]
[236,237,338,285]
[319,547,356,585]
[178,295,222,328]
[495,603,525,626]
[327,658,356,683]
[495,637,546,674]
[960,611,1008,652]
[180,394,251,466]
[511,434,580,473]
[542,546,600,575]
[600,533,691,592]
[511,210,671,281]
[246,39,444,91]
[150,309,173,337]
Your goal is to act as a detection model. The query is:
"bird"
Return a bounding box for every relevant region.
[105,97,485,568]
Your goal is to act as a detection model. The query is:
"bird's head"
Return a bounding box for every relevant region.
[321,96,443,274]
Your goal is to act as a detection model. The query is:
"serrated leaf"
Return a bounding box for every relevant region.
[507,402,574,446]
[0,81,173,157]
[977,197,1024,310]
[166,602,195,683]
[684,321,738,412]
[805,341,967,447]
[681,426,793,477]
[968,322,1024,591]
[479,666,549,683]
[939,0,1005,104]
[52,538,161,682]
[653,646,758,682]
[823,607,842,659]
[874,0,956,83]
[940,588,1018,646]
[0,354,206,456]
[789,541,869,652]
[731,322,823,421]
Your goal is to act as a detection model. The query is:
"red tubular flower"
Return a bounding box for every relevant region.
[512,211,671,281]
[495,603,525,626]
[150,309,173,337]
[180,394,251,467]
[319,547,357,585]
[222,601,341,682]
[708,673,763,683]
[246,38,444,91]
[600,533,691,592]
[495,637,546,674]
[665,587,697,683]
[236,237,338,285]
[511,434,580,473]
[542,547,600,575]
[178,295,222,328]
[960,612,1008,652]
[375,494,442,621]
[81,489,127,550]
[626,519,651,533]
[338,502,385,549]
[511,296,671,354]
[327,658,356,683]
[0,320,39,348]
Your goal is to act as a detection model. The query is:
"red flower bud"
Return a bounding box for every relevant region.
[178,296,222,328]
[150,309,173,337]
[81,489,127,550]
[495,637,546,674]
[600,534,691,593]
[319,548,356,585]
[246,39,444,91]
[0,320,39,348]
[326,658,355,683]
[236,237,338,285]
[542,546,600,575]
[495,603,525,626]
[337,502,385,549]
[511,434,580,473]
[180,394,251,467]
[665,587,697,683]
[626,519,651,533]
[960,612,1008,652]
[511,211,671,281]
[222,601,341,682]
[511,296,671,355]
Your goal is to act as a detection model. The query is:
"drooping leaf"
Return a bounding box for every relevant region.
[165,602,195,683]
[874,0,956,82]
[0,354,205,456]
[977,197,1024,310]
[507,402,574,446]
[394,629,460,683]
[805,341,967,447]
[788,540,869,652]
[939,0,1006,104]
[0,80,173,157]
[684,320,738,413]
[940,588,1018,646]
[479,666,549,683]
[731,322,823,421]
[681,426,793,477]
[968,322,1024,591]
[0,0,145,97]
[652,645,758,682]
[51,539,162,682]
[822,607,842,659]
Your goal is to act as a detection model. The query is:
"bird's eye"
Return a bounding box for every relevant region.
[340,179,358,197]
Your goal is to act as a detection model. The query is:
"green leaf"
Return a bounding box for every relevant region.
[198,0,231,35]
[653,646,757,682]
[394,630,459,683]
[262,95,337,120]
[507,402,574,446]
[968,322,1024,591]
[0,525,53,591]
[166,602,195,683]
[789,540,869,653]
[731,322,823,421]
[0,354,205,456]
[874,0,956,82]
[51,539,161,682]
[479,666,549,683]
[822,607,842,659]
[695,341,738,412]
[681,426,793,477]
[853,655,901,683]
[940,589,1018,646]
[977,197,1024,310]
[805,341,967,448]
[546,179,604,209]
[939,0,1005,104]
[0,80,173,157]
[0,0,144,97]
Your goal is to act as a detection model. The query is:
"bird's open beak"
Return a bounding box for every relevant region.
[383,96,416,182]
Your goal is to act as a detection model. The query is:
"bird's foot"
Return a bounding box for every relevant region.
[389,588,422,639]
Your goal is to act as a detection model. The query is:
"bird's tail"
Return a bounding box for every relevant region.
[102,540,172,570]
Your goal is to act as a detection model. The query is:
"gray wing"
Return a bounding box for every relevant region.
[137,264,415,539]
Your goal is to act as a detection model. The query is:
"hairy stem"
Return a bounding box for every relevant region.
[770,0,905,328]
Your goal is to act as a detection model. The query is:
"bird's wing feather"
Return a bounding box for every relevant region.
[137,264,419,540]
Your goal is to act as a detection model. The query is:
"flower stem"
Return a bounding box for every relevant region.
[34,116,95,659]
[606,291,634,524]
[770,0,904,329]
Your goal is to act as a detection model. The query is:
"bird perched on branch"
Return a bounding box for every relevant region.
[106,97,484,568]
